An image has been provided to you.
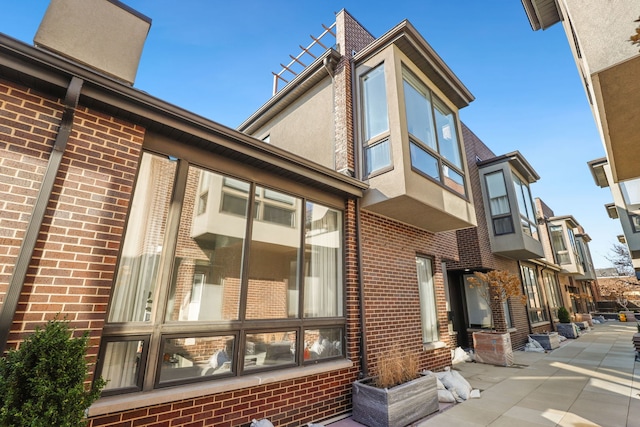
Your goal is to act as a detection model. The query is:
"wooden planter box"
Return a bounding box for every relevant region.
[556,322,580,339]
[472,331,513,366]
[352,374,438,427]
[529,332,560,351]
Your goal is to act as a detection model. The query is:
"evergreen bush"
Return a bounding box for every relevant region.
[558,307,571,324]
[0,319,106,427]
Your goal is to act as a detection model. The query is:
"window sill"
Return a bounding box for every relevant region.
[530,321,551,328]
[423,341,447,351]
[89,359,353,417]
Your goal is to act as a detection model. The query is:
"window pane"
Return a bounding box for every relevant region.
[159,336,235,384]
[443,164,465,196]
[549,225,570,264]
[304,328,343,361]
[631,214,640,233]
[361,65,389,140]
[166,168,246,322]
[410,142,439,180]
[403,77,436,149]
[304,202,343,318]
[365,139,391,176]
[493,216,515,235]
[109,153,176,323]
[485,171,510,216]
[244,331,296,370]
[464,275,491,328]
[417,257,438,343]
[247,187,302,319]
[102,340,144,391]
[620,177,640,206]
[432,97,461,169]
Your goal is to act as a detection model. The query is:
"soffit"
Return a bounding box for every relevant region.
[477,151,540,183]
[592,55,640,182]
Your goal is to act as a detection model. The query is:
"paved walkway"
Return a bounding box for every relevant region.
[328,322,640,427]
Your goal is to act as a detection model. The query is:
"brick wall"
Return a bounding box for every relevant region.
[359,210,456,373]
[0,79,143,362]
[0,79,60,309]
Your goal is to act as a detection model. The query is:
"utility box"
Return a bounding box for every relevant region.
[34,0,151,85]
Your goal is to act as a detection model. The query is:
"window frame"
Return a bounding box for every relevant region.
[98,151,347,395]
[360,63,392,177]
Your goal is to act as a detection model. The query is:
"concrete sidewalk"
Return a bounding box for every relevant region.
[329,322,640,427]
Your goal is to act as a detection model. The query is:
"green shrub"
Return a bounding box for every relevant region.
[558,307,571,324]
[0,319,106,427]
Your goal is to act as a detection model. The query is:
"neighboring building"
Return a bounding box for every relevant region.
[588,158,640,279]
[535,198,598,317]
[240,10,477,381]
[0,3,604,427]
[521,0,640,183]
[521,0,640,276]
[446,125,545,349]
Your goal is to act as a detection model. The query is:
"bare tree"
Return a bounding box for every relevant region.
[606,243,635,276]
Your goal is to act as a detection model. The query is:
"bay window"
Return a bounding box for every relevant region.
[98,152,345,395]
[403,68,466,196]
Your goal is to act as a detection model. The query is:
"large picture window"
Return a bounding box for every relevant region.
[403,68,465,196]
[542,271,562,320]
[521,264,548,324]
[99,152,345,395]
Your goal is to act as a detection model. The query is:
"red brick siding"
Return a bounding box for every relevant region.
[0,79,60,309]
[359,210,457,373]
[0,80,143,361]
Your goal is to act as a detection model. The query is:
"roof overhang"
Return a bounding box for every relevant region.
[353,20,474,109]
[587,157,610,188]
[605,203,619,219]
[521,0,562,31]
[549,215,580,229]
[0,32,366,199]
[477,151,540,183]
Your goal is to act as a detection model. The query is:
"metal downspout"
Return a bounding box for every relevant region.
[0,76,84,354]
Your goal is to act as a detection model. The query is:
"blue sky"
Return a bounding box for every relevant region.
[2,1,620,268]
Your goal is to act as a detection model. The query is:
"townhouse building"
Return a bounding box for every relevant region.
[446,125,545,349]
[239,9,478,382]
[535,199,598,317]
[521,0,640,277]
[0,2,601,426]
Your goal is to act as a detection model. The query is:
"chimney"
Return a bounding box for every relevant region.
[34,0,151,85]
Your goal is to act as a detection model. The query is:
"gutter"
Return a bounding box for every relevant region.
[0,76,84,353]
